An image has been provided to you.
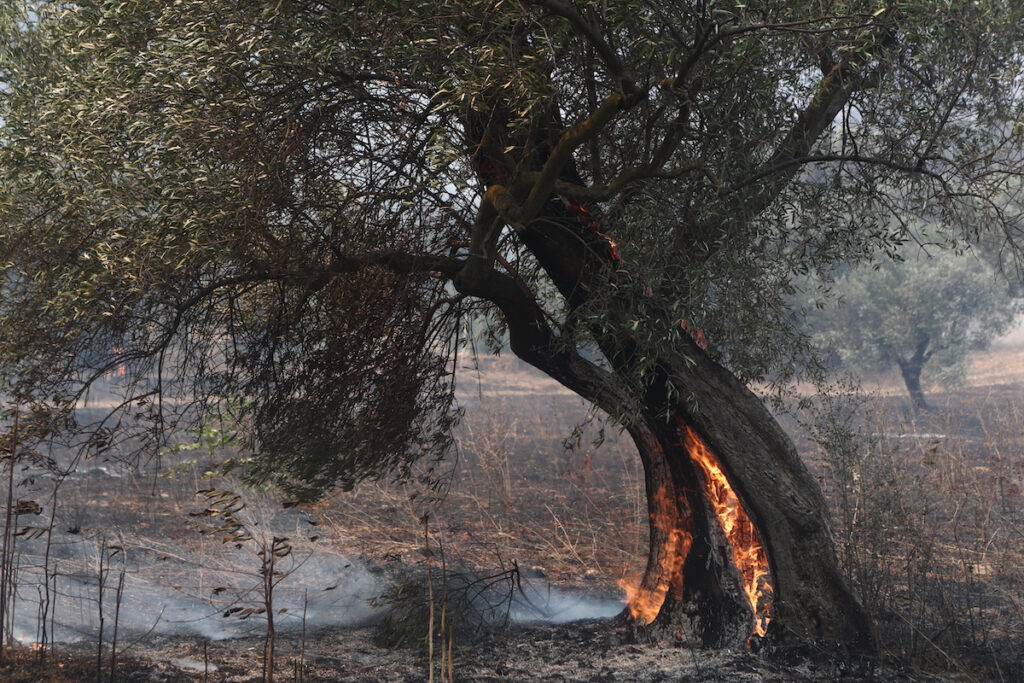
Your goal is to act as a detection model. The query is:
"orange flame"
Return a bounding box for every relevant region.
[680,422,772,637]
[568,199,623,267]
[617,428,772,638]
[617,486,692,623]
[679,319,707,350]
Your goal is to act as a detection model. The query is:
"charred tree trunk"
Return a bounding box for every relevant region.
[487,225,877,649]
[640,416,753,648]
[459,90,877,654]
[612,414,753,647]
[499,317,877,650]
[509,207,876,652]
[653,344,877,651]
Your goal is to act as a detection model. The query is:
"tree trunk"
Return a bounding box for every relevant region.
[505,217,876,652]
[897,360,929,411]
[461,98,877,655]
[514,239,875,652]
[895,337,931,411]
[639,415,754,648]
[506,326,878,651]
[651,343,878,651]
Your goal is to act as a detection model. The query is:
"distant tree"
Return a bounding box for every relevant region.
[2,0,1024,652]
[808,247,1021,410]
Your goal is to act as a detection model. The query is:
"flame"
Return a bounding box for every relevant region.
[568,199,623,267]
[569,197,768,637]
[680,422,772,637]
[679,319,707,349]
[617,428,772,638]
[617,486,692,623]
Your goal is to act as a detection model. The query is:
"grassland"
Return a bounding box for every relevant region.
[0,344,1021,680]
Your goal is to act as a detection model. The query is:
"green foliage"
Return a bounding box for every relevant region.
[1,0,1023,493]
[806,245,1021,391]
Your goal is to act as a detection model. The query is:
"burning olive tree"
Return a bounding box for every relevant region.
[2,0,1024,653]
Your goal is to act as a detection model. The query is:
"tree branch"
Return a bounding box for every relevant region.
[531,0,636,96]
[741,16,898,215]
[532,160,720,203]
[520,91,641,220]
[727,153,955,197]
[460,188,505,288]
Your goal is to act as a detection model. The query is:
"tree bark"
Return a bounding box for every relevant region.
[510,204,877,652]
[459,84,877,655]
[498,312,878,650]
[652,342,878,651]
[490,224,877,649]
[895,336,932,412]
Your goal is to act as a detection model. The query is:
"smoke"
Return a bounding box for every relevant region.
[510,578,625,624]
[8,544,386,645]
[2,398,625,648]
[9,542,623,648]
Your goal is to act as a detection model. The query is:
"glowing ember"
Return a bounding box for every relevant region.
[680,422,773,637]
[617,487,692,623]
[568,199,623,267]
[679,319,707,349]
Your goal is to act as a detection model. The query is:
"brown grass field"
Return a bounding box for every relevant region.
[0,342,1022,681]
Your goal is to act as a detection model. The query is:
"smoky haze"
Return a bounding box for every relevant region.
[3,378,633,652]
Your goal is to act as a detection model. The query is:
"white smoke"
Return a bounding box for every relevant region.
[8,536,386,644]
[510,578,625,624]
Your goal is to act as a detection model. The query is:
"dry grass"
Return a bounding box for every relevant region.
[2,344,1023,680]
[967,344,1024,387]
[320,382,646,592]
[795,383,1024,680]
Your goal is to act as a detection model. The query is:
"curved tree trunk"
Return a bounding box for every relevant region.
[460,94,877,655]
[503,323,877,650]
[654,342,878,651]
[510,216,877,652]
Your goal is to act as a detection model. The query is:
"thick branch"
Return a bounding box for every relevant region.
[726,152,955,197]
[545,161,720,203]
[460,189,504,287]
[520,92,632,220]
[449,252,635,418]
[532,0,636,95]
[741,18,897,216]
[325,251,464,278]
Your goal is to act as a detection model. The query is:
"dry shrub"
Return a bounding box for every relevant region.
[371,557,519,650]
[806,389,1024,680]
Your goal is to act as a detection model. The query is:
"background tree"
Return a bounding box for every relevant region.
[1,0,1023,652]
[807,245,1021,410]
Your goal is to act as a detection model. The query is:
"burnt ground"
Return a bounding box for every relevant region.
[3,619,945,682]
[1,350,1023,681]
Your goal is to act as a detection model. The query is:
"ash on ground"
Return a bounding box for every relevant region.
[40,619,948,682]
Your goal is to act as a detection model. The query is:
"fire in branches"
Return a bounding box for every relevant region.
[618,486,692,623]
[680,421,773,637]
[567,199,623,267]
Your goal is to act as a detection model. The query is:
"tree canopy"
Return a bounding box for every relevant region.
[807,245,1021,408]
[2,0,1024,649]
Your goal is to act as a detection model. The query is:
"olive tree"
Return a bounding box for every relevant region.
[1,0,1023,652]
[808,246,1020,410]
